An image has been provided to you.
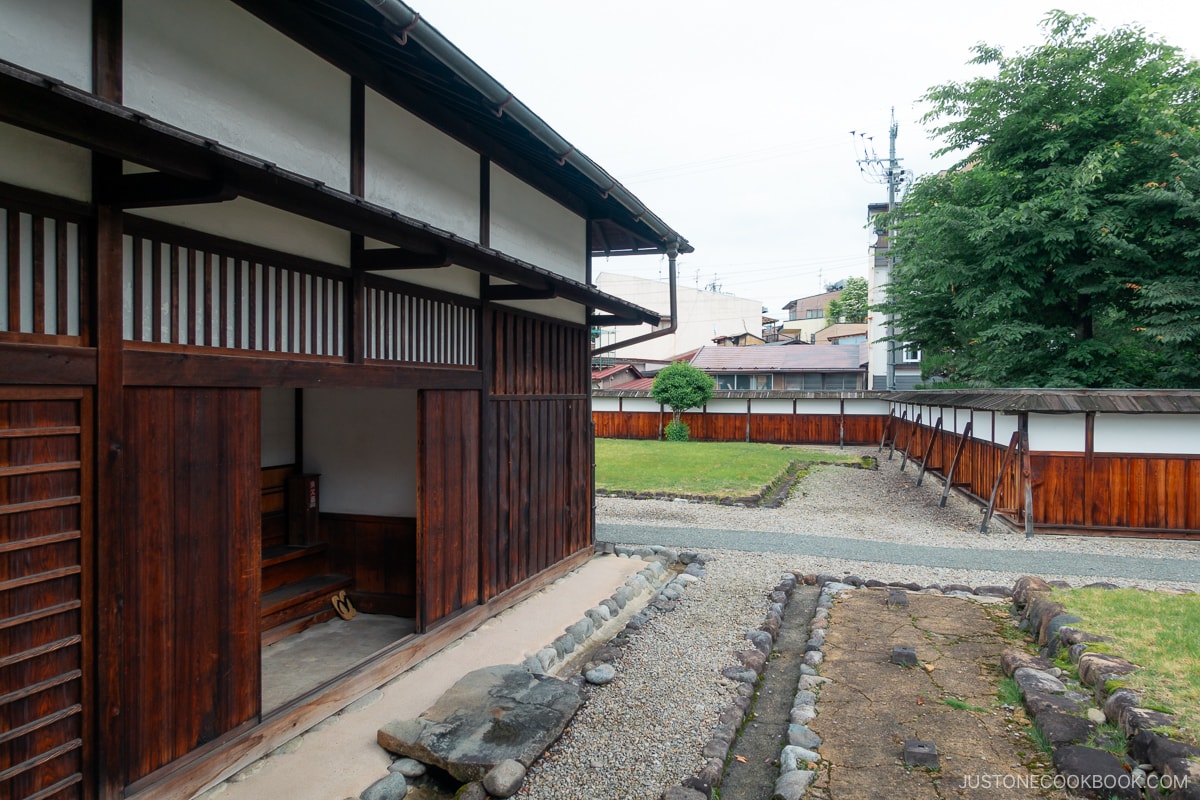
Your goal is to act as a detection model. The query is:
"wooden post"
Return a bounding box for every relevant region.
[838,397,845,450]
[745,398,751,443]
[878,409,894,452]
[1020,413,1035,539]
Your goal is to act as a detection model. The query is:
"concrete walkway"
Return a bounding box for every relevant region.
[599,523,1200,586]
[205,555,648,800]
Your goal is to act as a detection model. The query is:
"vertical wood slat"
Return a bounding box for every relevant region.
[31,216,45,334]
[7,210,20,331]
[129,236,143,343]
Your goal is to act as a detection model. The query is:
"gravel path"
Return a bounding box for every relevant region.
[514,448,1199,800]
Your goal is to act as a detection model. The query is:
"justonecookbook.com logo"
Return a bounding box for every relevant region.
[958,773,1190,791]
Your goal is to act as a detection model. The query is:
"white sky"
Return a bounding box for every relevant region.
[415,1,1200,319]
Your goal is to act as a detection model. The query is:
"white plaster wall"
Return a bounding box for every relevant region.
[261,387,295,466]
[1028,413,1085,453]
[0,124,91,202]
[794,399,843,416]
[365,89,479,241]
[497,298,586,325]
[303,389,417,516]
[123,0,350,191]
[749,399,794,414]
[846,399,891,415]
[130,198,350,267]
[591,396,620,412]
[1094,414,1200,455]
[595,273,764,361]
[0,0,91,89]
[706,398,745,415]
[489,165,585,282]
[622,398,662,413]
[373,264,482,299]
[992,413,1020,445]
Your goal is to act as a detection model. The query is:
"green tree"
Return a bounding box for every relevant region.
[650,361,715,441]
[826,276,869,323]
[877,11,1200,388]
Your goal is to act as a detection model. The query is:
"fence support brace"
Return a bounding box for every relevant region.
[980,430,1020,533]
[938,420,973,508]
[915,416,943,487]
[899,412,922,471]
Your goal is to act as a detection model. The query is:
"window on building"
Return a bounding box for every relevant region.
[901,344,921,363]
[805,308,824,319]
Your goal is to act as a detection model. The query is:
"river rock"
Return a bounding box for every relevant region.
[1013,667,1066,695]
[377,665,584,783]
[1052,746,1139,799]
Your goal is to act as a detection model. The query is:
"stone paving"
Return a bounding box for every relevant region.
[806,589,1070,800]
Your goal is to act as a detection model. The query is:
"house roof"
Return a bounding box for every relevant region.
[244,0,691,259]
[592,364,642,381]
[689,344,866,373]
[608,377,656,390]
[0,2,684,327]
[884,389,1200,414]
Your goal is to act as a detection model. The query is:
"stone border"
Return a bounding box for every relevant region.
[595,458,876,509]
[1008,576,1200,800]
[364,543,708,800]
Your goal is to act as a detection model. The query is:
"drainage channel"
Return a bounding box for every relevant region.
[719,584,821,800]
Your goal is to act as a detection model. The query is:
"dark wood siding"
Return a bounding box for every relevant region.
[484,311,591,599]
[324,513,417,616]
[0,387,90,800]
[119,388,260,783]
[417,390,480,630]
[592,410,885,446]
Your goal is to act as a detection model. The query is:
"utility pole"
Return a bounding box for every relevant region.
[854,107,910,391]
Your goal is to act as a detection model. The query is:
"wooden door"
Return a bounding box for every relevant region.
[416,390,480,631]
[119,388,260,785]
[0,387,91,800]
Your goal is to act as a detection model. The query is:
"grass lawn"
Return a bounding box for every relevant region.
[1054,587,1200,742]
[594,438,863,497]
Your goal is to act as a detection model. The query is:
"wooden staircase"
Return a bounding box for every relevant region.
[261,543,352,645]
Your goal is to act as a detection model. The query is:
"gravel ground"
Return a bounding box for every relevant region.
[515,447,1200,800]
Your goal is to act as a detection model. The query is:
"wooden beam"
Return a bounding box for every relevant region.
[352,247,450,271]
[99,171,237,209]
[0,341,97,384]
[485,284,557,302]
[122,348,483,390]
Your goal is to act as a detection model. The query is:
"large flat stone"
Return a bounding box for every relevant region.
[378,665,584,783]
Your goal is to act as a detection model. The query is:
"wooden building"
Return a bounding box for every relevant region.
[0,2,689,798]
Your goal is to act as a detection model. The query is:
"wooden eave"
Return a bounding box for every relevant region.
[0,59,660,327]
[593,389,882,401]
[230,0,691,259]
[882,389,1200,414]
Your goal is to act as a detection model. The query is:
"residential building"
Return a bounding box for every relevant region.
[595,273,763,361]
[712,331,766,347]
[689,344,867,391]
[779,289,840,342]
[813,322,868,346]
[0,3,687,798]
[866,202,922,389]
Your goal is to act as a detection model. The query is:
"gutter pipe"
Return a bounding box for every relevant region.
[591,244,678,356]
[362,0,691,255]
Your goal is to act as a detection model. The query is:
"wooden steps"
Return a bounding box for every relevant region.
[261,573,353,644]
[262,543,330,593]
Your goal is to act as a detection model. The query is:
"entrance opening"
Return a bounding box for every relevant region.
[259,387,419,714]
